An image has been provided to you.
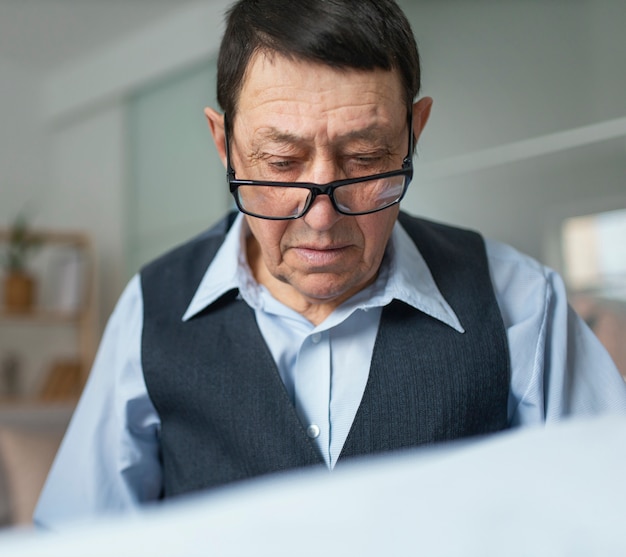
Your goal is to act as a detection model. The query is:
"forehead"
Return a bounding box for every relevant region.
[235,51,406,138]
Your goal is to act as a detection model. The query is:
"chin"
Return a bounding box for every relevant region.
[295,278,362,304]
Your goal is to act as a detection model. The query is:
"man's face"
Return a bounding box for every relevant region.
[208,52,430,323]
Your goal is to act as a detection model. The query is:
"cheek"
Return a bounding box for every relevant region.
[246,217,289,263]
[358,209,398,260]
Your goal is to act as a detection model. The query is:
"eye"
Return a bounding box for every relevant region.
[344,153,388,175]
[264,158,303,179]
[345,147,388,165]
[269,160,293,169]
[354,155,383,165]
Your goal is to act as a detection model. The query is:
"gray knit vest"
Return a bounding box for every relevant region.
[141,212,510,498]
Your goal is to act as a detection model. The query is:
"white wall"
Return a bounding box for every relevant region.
[405,0,592,157]
[0,59,48,222]
[47,105,126,327]
[397,0,626,267]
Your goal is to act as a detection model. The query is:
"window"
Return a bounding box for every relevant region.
[563,208,626,378]
[562,208,626,299]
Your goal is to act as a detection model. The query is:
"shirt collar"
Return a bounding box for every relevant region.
[384,222,464,332]
[182,213,464,332]
[181,213,250,321]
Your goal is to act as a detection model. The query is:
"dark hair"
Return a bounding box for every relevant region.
[217,0,421,130]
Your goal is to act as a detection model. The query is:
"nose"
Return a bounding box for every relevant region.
[302,190,343,231]
[300,159,344,230]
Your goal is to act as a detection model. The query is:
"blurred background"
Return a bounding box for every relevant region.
[0,0,624,525]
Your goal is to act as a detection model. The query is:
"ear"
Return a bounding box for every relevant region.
[204,107,227,167]
[411,96,433,143]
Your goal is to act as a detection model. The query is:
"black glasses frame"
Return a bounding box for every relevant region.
[224,112,414,220]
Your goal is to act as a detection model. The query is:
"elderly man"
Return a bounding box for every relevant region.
[35,0,626,528]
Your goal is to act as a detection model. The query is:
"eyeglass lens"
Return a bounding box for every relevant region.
[235,174,408,219]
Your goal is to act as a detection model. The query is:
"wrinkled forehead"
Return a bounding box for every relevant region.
[234,50,407,131]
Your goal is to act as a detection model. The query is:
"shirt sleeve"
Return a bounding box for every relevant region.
[33,275,162,530]
[485,239,626,426]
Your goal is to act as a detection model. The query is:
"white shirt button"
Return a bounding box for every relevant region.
[311,333,322,344]
[306,424,320,439]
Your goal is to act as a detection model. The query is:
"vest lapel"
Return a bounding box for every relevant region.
[340,216,510,461]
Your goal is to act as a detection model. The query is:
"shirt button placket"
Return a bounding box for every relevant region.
[294,331,331,465]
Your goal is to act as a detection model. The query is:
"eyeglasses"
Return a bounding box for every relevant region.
[224,114,414,220]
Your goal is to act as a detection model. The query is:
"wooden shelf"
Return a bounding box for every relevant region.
[0,400,76,431]
[0,228,97,400]
[0,397,77,408]
[0,229,89,246]
[0,309,83,323]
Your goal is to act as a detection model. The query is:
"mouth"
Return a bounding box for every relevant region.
[292,244,352,267]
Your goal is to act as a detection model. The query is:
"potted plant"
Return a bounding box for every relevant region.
[1,214,42,312]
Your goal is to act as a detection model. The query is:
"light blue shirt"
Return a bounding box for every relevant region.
[34,214,626,528]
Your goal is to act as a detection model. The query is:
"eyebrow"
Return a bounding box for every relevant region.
[251,125,397,151]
